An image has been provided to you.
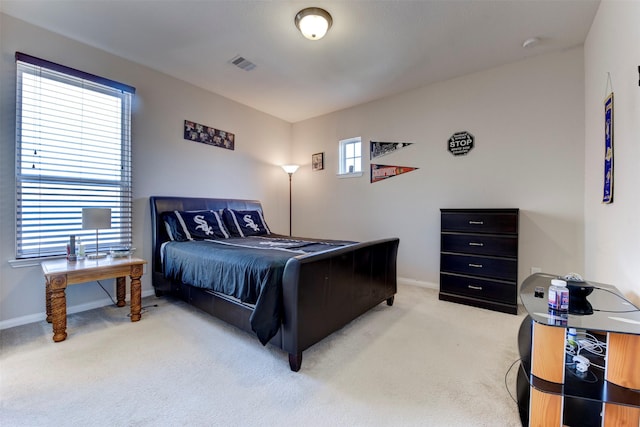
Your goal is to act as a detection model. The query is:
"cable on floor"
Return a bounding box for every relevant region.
[96,280,159,316]
[504,358,521,404]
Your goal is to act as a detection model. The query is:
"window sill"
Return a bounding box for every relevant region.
[337,172,364,179]
[8,256,65,268]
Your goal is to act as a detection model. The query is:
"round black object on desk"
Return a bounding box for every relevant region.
[567,281,594,315]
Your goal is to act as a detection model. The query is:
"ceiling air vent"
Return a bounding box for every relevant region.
[229,55,256,71]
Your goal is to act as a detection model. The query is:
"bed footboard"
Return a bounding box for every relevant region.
[280,238,399,371]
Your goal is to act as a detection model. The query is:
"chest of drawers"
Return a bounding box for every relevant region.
[439,208,519,314]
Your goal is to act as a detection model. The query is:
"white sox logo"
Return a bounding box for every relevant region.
[193,215,214,235]
[243,215,260,232]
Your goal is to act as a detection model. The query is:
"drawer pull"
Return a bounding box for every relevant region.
[468,242,484,247]
[469,220,484,225]
[468,285,483,290]
[468,263,483,268]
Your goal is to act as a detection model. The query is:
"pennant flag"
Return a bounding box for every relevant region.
[370,141,413,159]
[371,164,419,183]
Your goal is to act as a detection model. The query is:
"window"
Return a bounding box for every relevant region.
[15,53,135,259]
[338,137,362,175]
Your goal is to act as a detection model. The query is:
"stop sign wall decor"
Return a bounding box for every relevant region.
[448,131,474,156]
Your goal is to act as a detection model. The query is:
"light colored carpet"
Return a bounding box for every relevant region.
[0,285,524,426]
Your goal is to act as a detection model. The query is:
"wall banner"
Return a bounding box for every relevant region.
[370,141,413,159]
[603,93,613,204]
[184,120,235,150]
[370,164,419,183]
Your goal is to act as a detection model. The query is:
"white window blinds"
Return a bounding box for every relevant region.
[15,52,135,259]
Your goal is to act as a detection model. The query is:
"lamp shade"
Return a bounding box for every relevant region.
[82,208,111,230]
[295,7,332,40]
[282,164,300,174]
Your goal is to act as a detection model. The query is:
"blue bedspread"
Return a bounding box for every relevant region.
[162,236,354,344]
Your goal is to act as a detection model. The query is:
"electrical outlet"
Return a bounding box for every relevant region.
[531,267,542,274]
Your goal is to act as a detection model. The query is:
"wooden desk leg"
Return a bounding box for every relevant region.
[45,278,52,323]
[49,274,68,342]
[116,276,126,307]
[129,264,143,322]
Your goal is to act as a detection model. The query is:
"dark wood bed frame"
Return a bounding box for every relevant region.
[150,196,399,371]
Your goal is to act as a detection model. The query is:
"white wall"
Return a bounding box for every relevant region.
[2,10,609,327]
[291,48,586,288]
[583,0,640,301]
[0,14,292,327]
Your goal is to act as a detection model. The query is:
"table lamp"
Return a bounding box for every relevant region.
[82,208,111,259]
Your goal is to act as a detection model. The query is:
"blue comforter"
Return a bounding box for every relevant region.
[162,236,354,344]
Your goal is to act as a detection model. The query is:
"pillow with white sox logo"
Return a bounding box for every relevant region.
[222,209,271,237]
[174,210,230,240]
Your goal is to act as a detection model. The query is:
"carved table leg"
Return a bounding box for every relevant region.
[129,264,143,322]
[49,274,68,342]
[45,278,52,323]
[116,276,126,307]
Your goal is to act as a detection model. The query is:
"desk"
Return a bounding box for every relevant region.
[517,273,640,426]
[41,256,147,342]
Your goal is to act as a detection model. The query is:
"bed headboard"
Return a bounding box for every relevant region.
[149,196,263,284]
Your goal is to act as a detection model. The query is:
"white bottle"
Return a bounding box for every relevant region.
[567,327,577,350]
[77,237,85,259]
[548,279,569,311]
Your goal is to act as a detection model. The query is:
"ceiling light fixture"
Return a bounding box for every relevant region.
[295,7,332,41]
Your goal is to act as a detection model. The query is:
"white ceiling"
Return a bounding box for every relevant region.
[1,0,600,123]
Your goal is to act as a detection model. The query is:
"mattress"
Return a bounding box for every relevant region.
[162,236,354,344]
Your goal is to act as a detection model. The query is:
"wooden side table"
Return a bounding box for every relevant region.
[41,256,147,342]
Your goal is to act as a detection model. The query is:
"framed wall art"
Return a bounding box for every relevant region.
[312,152,324,171]
[184,120,235,151]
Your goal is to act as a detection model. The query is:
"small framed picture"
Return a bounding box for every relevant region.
[312,152,324,171]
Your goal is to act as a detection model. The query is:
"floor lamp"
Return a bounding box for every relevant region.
[281,165,299,236]
[82,208,111,259]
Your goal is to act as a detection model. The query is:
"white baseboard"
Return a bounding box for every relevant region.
[398,276,439,290]
[0,289,156,330]
[2,280,437,330]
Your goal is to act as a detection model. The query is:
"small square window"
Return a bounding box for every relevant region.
[338,137,362,176]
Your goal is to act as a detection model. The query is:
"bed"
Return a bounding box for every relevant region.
[150,196,399,371]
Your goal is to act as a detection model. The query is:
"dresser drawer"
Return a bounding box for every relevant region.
[440,273,516,305]
[441,211,518,234]
[441,233,517,257]
[440,253,517,281]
